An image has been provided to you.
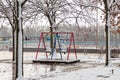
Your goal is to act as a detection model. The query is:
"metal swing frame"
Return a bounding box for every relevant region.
[35,32,77,60]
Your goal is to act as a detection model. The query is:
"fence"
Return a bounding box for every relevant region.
[1,37,120,51]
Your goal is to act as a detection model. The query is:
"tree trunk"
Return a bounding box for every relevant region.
[104,0,111,66]
[48,12,56,59]
[50,26,53,51]
[47,13,56,57]
[13,0,25,79]
[16,1,19,78]
[12,29,16,80]
[12,1,18,80]
[15,1,24,80]
[105,11,111,66]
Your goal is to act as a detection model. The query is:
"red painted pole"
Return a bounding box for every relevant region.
[42,33,48,59]
[72,33,77,59]
[35,33,42,59]
[67,33,72,60]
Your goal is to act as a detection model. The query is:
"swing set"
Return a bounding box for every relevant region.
[35,32,78,60]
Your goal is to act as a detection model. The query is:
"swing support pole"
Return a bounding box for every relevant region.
[35,33,48,59]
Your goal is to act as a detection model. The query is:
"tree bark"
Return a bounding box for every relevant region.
[103,0,111,66]
[12,29,16,80]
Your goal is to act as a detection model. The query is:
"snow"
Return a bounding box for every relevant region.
[0,51,120,80]
[25,66,120,80]
[18,0,25,4]
[26,66,120,80]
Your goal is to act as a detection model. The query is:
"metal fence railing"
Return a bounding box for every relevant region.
[1,39,120,51]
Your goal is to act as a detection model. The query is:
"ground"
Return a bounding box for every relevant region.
[0,51,120,80]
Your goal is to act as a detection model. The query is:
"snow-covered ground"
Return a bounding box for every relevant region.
[0,51,120,80]
[26,66,120,80]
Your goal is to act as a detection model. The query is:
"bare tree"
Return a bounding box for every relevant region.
[0,0,17,79]
[0,0,28,80]
[74,0,120,66]
[28,0,73,56]
[101,0,120,66]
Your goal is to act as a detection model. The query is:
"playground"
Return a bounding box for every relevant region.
[0,32,120,80]
[1,0,120,80]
